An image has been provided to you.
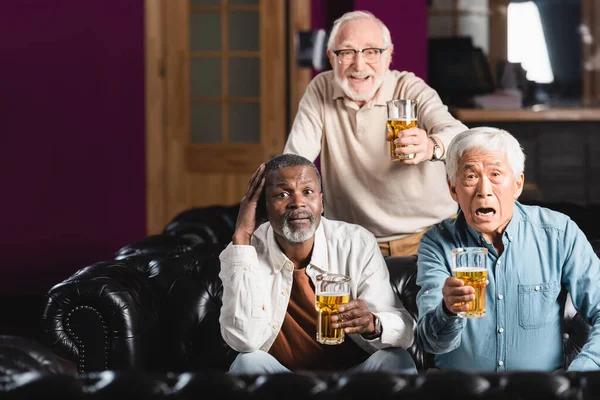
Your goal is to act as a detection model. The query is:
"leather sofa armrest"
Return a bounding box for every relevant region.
[41,257,170,373]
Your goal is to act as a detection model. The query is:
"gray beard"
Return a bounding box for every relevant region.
[282,215,317,243]
[334,73,384,102]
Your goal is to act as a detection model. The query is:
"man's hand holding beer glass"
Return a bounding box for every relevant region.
[443,247,488,318]
[330,299,377,336]
[386,99,441,165]
[441,277,476,316]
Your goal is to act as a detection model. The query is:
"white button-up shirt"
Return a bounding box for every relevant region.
[219,217,415,354]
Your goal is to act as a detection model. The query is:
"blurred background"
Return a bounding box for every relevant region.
[1,0,599,338]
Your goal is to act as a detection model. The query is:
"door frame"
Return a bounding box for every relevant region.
[145,0,166,235]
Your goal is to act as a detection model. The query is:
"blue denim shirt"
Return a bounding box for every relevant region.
[416,202,600,372]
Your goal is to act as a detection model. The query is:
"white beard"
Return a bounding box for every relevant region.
[282,215,317,243]
[334,73,384,102]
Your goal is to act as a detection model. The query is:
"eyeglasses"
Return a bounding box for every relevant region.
[332,48,387,65]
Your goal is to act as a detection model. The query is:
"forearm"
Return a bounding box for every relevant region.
[367,309,415,349]
[567,323,600,371]
[417,301,465,354]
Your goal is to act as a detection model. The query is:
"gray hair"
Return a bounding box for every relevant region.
[266,154,321,189]
[445,126,526,186]
[326,10,393,52]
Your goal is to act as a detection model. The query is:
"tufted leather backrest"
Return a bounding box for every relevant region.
[385,255,435,370]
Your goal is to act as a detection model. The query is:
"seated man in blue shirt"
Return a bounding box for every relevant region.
[416,126,600,371]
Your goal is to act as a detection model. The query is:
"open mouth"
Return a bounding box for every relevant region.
[349,76,371,82]
[475,208,496,217]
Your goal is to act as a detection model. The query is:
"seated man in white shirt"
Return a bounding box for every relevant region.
[219,154,417,374]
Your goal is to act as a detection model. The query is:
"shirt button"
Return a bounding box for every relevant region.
[498,295,503,300]
[498,360,504,366]
[535,285,541,291]
[272,323,278,329]
[260,347,266,351]
[281,290,288,296]
[498,328,504,333]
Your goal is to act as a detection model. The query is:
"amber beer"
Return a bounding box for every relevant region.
[316,292,350,344]
[315,273,351,345]
[451,247,488,318]
[387,119,417,161]
[386,99,418,161]
[453,267,488,318]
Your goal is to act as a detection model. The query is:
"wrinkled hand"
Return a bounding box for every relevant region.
[386,127,432,165]
[442,277,475,315]
[330,299,374,335]
[232,163,266,245]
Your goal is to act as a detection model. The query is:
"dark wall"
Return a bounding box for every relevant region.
[0,1,146,295]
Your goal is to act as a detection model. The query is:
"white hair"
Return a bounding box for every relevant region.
[326,10,393,51]
[446,126,526,185]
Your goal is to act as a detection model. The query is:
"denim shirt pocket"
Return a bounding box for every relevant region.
[518,282,560,329]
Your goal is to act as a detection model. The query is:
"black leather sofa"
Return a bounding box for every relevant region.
[1,202,599,399]
[37,201,599,375]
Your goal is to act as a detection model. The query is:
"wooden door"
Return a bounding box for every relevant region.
[145,0,287,234]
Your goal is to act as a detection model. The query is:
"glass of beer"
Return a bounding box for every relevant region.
[451,247,488,318]
[386,99,418,161]
[315,273,351,345]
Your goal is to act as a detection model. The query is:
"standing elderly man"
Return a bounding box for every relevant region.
[416,126,600,371]
[219,154,416,374]
[284,10,468,257]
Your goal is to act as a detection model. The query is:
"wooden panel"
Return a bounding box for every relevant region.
[145,0,166,235]
[165,0,193,221]
[488,0,508,85]
[288,0,312,131]
[261,0,287,158]
[185,144,267,173]
[189,173,252,207]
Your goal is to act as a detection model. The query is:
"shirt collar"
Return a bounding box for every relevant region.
[331,69,396,107]
[265,219,329,272]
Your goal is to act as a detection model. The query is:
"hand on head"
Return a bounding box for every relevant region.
[232,163,266,245]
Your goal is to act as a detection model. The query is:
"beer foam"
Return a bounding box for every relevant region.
[318,292,350,297]
[453,267,486,272]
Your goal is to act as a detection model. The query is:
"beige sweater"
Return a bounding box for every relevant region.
[284,70,468,241]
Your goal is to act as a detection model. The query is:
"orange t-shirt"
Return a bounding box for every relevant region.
[268,268,367,371]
